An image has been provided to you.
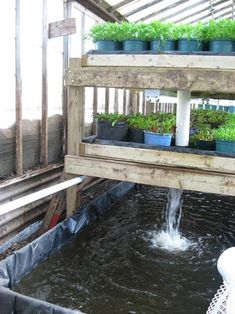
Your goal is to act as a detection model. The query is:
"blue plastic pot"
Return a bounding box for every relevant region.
[216,140,235,153]
[177,39,204,52]
[150,40,176,52]
[144,131,172,146]
[123,39,149,52]
[95,40,122,51]
[209,40,235,53]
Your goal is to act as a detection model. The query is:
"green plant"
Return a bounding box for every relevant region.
[94,112,127,126]
[127,114,148,129]
[214,125,235,141]
[174,22,205,41]
[190,109,229,129]
[204,19,235,41]
[194,127,215,141]
[146,21,176,41]
[118,22,149,41]
[88,22,121,42]
[145,114,176,134]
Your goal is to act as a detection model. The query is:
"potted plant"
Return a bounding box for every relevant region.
[88,22,122,51]
[194,127,216,151]
[175,22,205,52]
[127,114,147,143]
[214,125,235,153]
[94,113,129,141]
[144,114,176,146]
[204,19,235,53]
[119,22,149,52]
[147,21,177,52]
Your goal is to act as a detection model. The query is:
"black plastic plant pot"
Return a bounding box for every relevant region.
[150,39,176,52]
[123,39,149,52]
[128,127,144,143]
[196,140,216,151]
[95,40,122,51]
[209,40,235,53]
[177,39,204,52]
[96,120,128,141]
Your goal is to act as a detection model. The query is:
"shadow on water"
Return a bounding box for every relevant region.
[14,185,235,314]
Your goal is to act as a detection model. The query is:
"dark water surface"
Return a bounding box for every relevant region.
[14,186,235,314]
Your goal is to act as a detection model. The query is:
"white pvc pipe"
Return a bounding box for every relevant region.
[0,176,85,217]
[176,90,191,147]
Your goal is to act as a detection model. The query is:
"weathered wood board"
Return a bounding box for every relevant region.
[65,155,235,196]
[82,54,235,70]
[79,143,235,175]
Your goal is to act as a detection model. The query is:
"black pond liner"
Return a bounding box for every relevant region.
[0,181,135,314]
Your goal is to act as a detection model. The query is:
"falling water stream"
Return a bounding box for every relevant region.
[14,186,235,313]
[150,188,191,251]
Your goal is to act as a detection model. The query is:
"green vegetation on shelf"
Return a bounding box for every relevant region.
[94,112,127,126]
[204,19,235,41]
[214,125,235,141]
[190,109,229,129]
[174,22,205,41]
[87,22,121,42]
[88,19,235,43]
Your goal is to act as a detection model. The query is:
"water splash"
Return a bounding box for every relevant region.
[151,188,191,252]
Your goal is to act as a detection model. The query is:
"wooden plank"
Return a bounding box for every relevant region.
[105,88,109,113]
[41,0,48,166]
[15,0,23,176]
[66,67,235,94]
[93,87,98,134]
[82,54,235,70]
[66,58,84,217]
[49,18,76,38]
[65,155,235,196]
[79,143,235,175]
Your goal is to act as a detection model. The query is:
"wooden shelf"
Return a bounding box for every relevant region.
[66,55,235,98]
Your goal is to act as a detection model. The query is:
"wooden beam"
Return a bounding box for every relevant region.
[125,0,165,18]
[114,88,119,113]
[79,143,235,175]
[65,155,235,196]
[82,54,235,70]
[15,0,23,176]
[41,0,48,166]
[66,66,235,94]
[75,0,121,22]
[93,87,98,134]
[105,88,109,113]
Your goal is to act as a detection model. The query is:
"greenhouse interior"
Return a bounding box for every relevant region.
[1,0,235,313]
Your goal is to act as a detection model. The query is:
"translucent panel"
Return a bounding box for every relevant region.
[48,49,63,116]
[47,0,64,23]
[84,15,96,53]
[70,5,82,57]
[21,44,42,120]
[0,39,15,128]
[0,0,15,39]
[21,0,43,46]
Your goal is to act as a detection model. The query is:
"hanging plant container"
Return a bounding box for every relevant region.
[150,40,176,52]
[216,140,235,153]
[128,128,144,143]
[95,40,122,51]
[209,40,235,53]
[197,140,216,151]
[144,131,172,146]
[177,39,204,52]
[123,39,149,52]
[96,121,128,141]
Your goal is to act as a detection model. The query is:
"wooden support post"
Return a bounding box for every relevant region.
[15,0,23,176]
[66,59,84,217]
[41,0,48,166]
[176,90,191,147]
[105,88,109,113]
[141,91,145,114]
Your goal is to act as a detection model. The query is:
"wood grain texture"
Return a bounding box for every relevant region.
[65,155,235,196]
[79,143,235,175]
[82,54,235,70]
[66,67,235,94]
